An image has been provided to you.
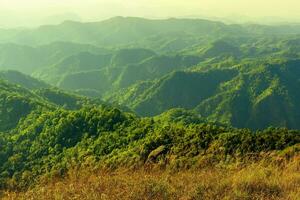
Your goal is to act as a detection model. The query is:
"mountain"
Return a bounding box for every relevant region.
[1,17,300,50]
[0,17,300,130]
[0,42,109,74]
[33,48,202,97]
[57,69,111,96]
[107,69,237,115]
[107,58,300,129]
[113,54,201,89]
[196,59,300,129]
[0,73,103,131]
[0,79,51,131]
[0,70,49,89]
[0,17,245,46]
[34,52,112,84]
[36,48,156,94]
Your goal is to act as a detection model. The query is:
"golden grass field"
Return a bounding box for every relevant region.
[2,156,299,200]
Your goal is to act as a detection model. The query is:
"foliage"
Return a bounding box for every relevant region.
[0,87,299,189]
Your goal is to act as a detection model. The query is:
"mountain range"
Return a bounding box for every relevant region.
[0,17,300,130]
[0,17,300,195]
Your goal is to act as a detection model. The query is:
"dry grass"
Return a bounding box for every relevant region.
[2,158,300,200]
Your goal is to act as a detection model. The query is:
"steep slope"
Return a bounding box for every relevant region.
[196,59,300,129]
[0,70,49,89]
[111,69,237,116]
[57,69,111,96]
[43,52,202,97]
[35,52,112,84]
[0,80,51,131]
[34,48,156,88]
[108,58,300,129]
[114,54,202,88]
[45,49,201,96]
[110,48,156,67]
[35,88,103,110]
[0,42,109,74]
[200,40,242,58]
[0,75,103,131]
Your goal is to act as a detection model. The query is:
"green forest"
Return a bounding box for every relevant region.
[0,17,299,199]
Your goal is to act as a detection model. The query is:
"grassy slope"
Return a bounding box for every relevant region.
[4,157,300,200]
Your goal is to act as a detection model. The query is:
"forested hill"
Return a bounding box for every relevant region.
[108,59,300,129]
[0,78,299,190]
[0,17,300,130]
[0,77,104,131]
[0,70,49,89]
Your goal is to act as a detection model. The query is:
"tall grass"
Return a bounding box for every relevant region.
[3,156,299,200]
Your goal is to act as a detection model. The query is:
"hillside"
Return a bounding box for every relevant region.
[0,79,50,131]
[118,69,237,116]
[0,75,103,131]
[34,49,201,97]
[0,42,109,74]
[196,59,300,129]
[0,79,299,189]
[107,58,300,129]
[0,70,49,89]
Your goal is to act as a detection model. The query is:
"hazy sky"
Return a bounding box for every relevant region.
[0,0,300,27]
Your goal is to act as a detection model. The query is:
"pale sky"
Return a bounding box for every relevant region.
[0,0,300,27]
